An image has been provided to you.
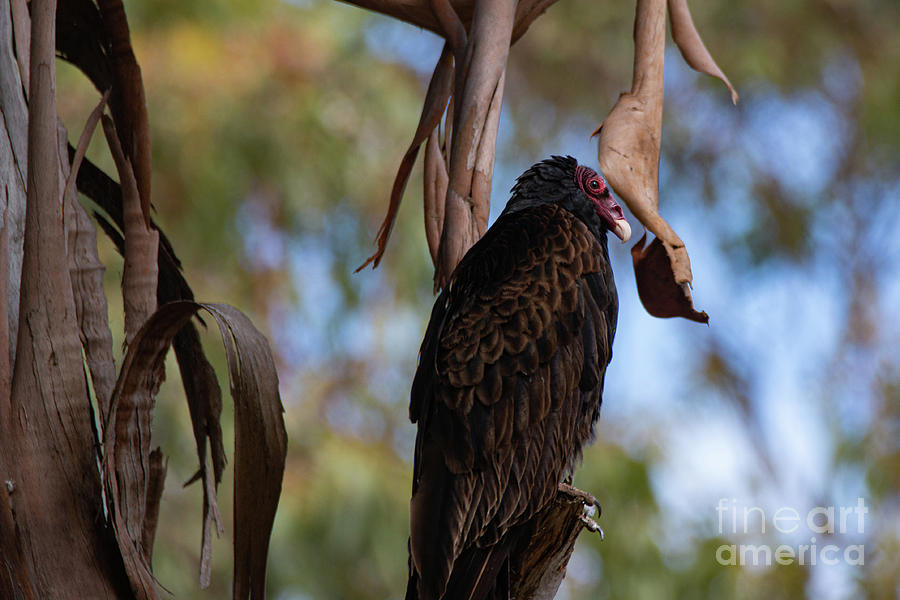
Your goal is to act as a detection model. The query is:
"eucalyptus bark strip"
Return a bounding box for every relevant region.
[100,114,161,599]
[348,0,559,285]
[63,90,109,205]
[62,117,118,419]
[96,0,152,222]
[102,114,159,344]
[435,0,517,289]
[357,45,453,271]
[10,0,29,91]
[668,0,738,104]
[424,129,448,263]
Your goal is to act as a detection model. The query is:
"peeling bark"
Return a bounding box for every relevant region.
[353,0,559,288]
[62,99,118,419]
[97,0,152,222]
[104,301,287,600]
[1,0,28,366]
[102,114,159,345]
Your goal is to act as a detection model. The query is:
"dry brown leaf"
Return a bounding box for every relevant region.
[596,0,707,321]
[104,301,287,600]
[668,0,739,104]
[631,233,708,323]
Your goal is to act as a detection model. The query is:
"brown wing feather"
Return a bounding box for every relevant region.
[409,204,614,600]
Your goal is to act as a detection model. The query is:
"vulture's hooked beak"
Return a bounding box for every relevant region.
[612,219,631,243]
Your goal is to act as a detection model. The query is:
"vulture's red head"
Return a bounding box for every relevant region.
[505,155,631,242]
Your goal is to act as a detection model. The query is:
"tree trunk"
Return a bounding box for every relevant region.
[0,0,132,596]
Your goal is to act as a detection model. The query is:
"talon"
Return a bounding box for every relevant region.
[578,514,605,540]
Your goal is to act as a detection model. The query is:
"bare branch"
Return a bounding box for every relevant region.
[430,0,468,59]
[510,487,600,600]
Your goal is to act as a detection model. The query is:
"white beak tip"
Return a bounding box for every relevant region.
[612,219,631,243]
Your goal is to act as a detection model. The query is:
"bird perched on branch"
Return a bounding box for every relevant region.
[406,156,631,600]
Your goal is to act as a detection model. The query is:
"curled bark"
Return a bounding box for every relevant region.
[63,90,108,206]
[104,301,287,600]
[423,127,448,263]
[63,119,118,420]
[102,114,159,345]
[668,0,738,104]
[73,149,228,547]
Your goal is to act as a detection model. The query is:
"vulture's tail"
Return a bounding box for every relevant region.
[405,527,526,600]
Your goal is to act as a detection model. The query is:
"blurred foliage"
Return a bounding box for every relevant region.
[55,0,900,598]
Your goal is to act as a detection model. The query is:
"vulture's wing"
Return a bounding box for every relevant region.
[408,203,616,600]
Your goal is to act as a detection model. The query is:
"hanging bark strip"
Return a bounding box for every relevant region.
[350,0,558,288]
[98,112,161,599]
[668,0,738,104]
[596,0,734,323]
[423,127,448,263]
[356,44,453,272]
[96,0,152,222]
[102,114,159,344]
[431,0,514,289]
[104,301,287,600]
[62,100,118,422]
[72,148,229,549]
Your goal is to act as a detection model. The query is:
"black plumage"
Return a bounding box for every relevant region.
[406,156,630,600]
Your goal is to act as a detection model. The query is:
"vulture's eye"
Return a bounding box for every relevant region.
[589,180,600,190]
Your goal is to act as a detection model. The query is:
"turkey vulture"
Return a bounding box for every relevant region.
[407,156,631,600]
